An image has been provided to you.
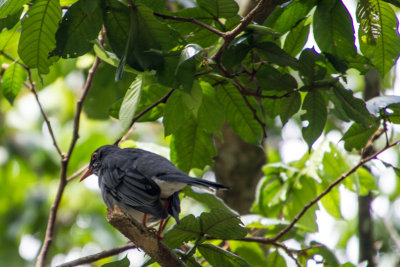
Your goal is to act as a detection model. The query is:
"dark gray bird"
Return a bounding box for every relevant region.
[80,145,228,233]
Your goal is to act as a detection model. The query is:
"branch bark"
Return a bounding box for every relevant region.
[107,207,187,267]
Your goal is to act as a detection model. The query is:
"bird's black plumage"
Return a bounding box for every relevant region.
[83,145,228,225]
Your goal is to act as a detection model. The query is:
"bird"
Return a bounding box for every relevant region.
[80,145,228,235]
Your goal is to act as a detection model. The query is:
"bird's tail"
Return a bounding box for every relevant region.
[162,175,229,190]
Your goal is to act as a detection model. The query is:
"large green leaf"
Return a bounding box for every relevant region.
[254,42,298,67]
[197,0,239,18]
[51,0,102,58]
[198,244,251,267]
[119,75,144,131]
[217,84,263,144]
[264,0,316,34]
[18,0,61,74]
[197,81,225,133]
[170,118,216,172]
[229,241,268,267]
[298,48,327,84]
[357,0,400,77]
[283,20,310,57]
[199,208,246,239]
[1,63,26,104]
[101,256,130,267]
[301,91,327,148]
[328,85,375,128]
[0,0,29,19]
[256,65,297,91]
[164,215,201,249]
[176,44,202,92]
[163,90,190,136]
[279,92,301,125]
[341,123,379,151]
[184,187,233,215]
[0,7,22,30]
[317,182,341,219]
[313,0,356,58]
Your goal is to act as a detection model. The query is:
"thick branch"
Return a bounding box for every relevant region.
[107,207,187,267]
[271,139,400,242]
[56,243,136,267]
[153,12,225,37]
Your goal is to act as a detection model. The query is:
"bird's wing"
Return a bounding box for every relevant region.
[100,154,168,219]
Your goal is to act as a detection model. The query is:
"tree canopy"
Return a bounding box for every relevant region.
[1,0,400,266]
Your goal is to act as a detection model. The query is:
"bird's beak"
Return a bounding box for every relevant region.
[80,167,93,182]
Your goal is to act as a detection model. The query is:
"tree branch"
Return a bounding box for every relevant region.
[56,243,136,267]
[107,206,187,267]
[153,12,225,37]
[270,139,400,242]
[114,88,175,145]
[36,57,101,267]
[26,70,64,157]
[211,0,270,65]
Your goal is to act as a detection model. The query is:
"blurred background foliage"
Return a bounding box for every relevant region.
[2,0,400,266]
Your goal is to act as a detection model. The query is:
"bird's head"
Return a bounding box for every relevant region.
[80,145,120,181]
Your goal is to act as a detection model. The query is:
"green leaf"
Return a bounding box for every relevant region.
[197,0,239,18]
[200,208,247,239]
[264,0,316,34]
[299,48,327,84]
[119,75,144,131]
[0,0,29,19]
[341,123,378,151]
[313,0,356,58]
[317,182,341,219]
[1,63,27,104]
[18,0,61,74]
[254,42,298,67]
[286,176,318,231]
[229,241,268,267]
[176,44,202,92]
[93,42,139,74]
[198,244,251,267]
[84,64,135,120]
[357,1,400,77]
[170,118,216,172]
[197,81,225,133]
[163,90,191,136]
[266,251,286,267]
[101,256,130,267]
[279,92,301,125]
[306,242,340,266]
[0,7,22,31]
[164,215,201,249]
[301,91,327,148]
[50,0,102,58]
[283,20,310,57]
[357,167,376,195]
[217,84,263,144]
[222,41,250,68]
[256,65,297,91]
[328,85,374,127]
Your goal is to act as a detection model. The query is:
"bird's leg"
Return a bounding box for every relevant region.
[156,200,170,238]
[142,213,148,228]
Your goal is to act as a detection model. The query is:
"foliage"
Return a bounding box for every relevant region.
[1,0,400,266]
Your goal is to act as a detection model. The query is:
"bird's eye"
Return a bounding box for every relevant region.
[91,152,98,161]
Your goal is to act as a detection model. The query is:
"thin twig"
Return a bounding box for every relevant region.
[66,164,89,183]
[114,88,175,145]
[211,0,270,65]
[271,139,400,242]
[36,57,101,267]
[26,70,64,157]
[56,243,136,267]
[153,12,225,37]
[273,242,303,267]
